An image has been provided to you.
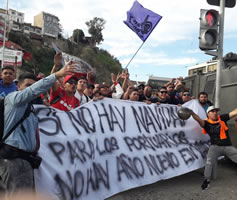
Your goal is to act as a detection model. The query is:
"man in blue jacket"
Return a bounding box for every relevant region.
[0,63,76,195]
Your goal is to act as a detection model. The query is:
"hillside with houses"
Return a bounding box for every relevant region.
[0,8,122,83]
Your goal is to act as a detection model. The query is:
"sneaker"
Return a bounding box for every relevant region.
[201,179,210,190]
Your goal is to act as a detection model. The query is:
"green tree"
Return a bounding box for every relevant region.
[85,17,106,45]
[72,29,85,44]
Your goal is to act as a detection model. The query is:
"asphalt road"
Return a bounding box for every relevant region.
[107,159,237,200]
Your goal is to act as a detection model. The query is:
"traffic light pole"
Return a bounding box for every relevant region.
[215,0,225,108]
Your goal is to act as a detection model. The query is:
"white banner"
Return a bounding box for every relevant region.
[0,48,22,66]
[34,99,209,200]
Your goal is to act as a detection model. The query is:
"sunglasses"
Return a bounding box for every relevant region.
[67,79,77,85]
[183,94,190,96]
[160,91,168,94]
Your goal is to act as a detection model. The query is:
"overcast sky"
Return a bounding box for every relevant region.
[2,0,237,81]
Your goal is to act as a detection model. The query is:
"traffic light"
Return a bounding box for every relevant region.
[199,9,219,51]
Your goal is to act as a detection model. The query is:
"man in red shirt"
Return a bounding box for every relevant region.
[49,53,80,111]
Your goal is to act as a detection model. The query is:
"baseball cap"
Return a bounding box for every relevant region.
[63,75,78,84]
[206,106,220,114]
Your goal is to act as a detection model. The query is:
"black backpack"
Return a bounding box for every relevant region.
[0,98,32,142]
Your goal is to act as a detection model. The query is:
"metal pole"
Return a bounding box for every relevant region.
[125,42,145,69]
[1,0,9,69]
[215,0,225,108]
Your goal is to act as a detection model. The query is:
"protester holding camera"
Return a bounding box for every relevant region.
[187,106,237,190]
[0,63,76,195]
[49,53,80,111]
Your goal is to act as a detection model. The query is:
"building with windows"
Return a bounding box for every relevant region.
[8,9,24,24]
[187,60,217,76]
[0,16,5,39]
[22,23,41,35]
[0,9,8,40]
[146,76,172,90]
[0,8,25,38]
[34,11,59,38]
[0,8,7,19]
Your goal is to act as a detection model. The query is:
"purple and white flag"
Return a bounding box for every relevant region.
[124,1,162,42]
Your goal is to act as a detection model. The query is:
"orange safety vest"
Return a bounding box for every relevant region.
[202,115,228,140]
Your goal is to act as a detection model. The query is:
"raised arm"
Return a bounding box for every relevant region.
[51,52,63,93]
[121,69,129,92]
[122,86,133,100]
[229,108,237,119]
[8,64,76,105]
[190,109,205,128]
[164,78,175,87]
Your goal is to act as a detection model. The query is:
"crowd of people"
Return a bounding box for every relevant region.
[0,52,237,196]
[0,53,201,110]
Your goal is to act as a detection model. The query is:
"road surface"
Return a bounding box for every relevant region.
[107,159,237,200]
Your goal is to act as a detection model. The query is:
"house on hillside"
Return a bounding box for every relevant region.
[34,11,60,39]
[0,8,25,37]
[9,21,42,41]
[0,16,6,39]
[9,21,21,32]
[22,23,41,35]
[7,9,24,33]
[84,36,96,46]
[22,23,42,41]
[68,35,95,46]
[8,9,24,24]
[0,9,8,40]
[0,8,7,19]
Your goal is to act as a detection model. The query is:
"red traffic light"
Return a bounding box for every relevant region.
[206,11,218,27]
[199,9,219,50]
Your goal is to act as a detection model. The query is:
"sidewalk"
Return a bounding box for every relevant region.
[107,159,237,200]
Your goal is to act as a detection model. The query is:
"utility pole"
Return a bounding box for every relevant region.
[1,0,9,69]
[204,0,236,107]
[215,0,225,108]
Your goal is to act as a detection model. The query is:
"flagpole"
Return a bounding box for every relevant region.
[1,0,9,69]
[124,1,162,69]
[125,41,145,69]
